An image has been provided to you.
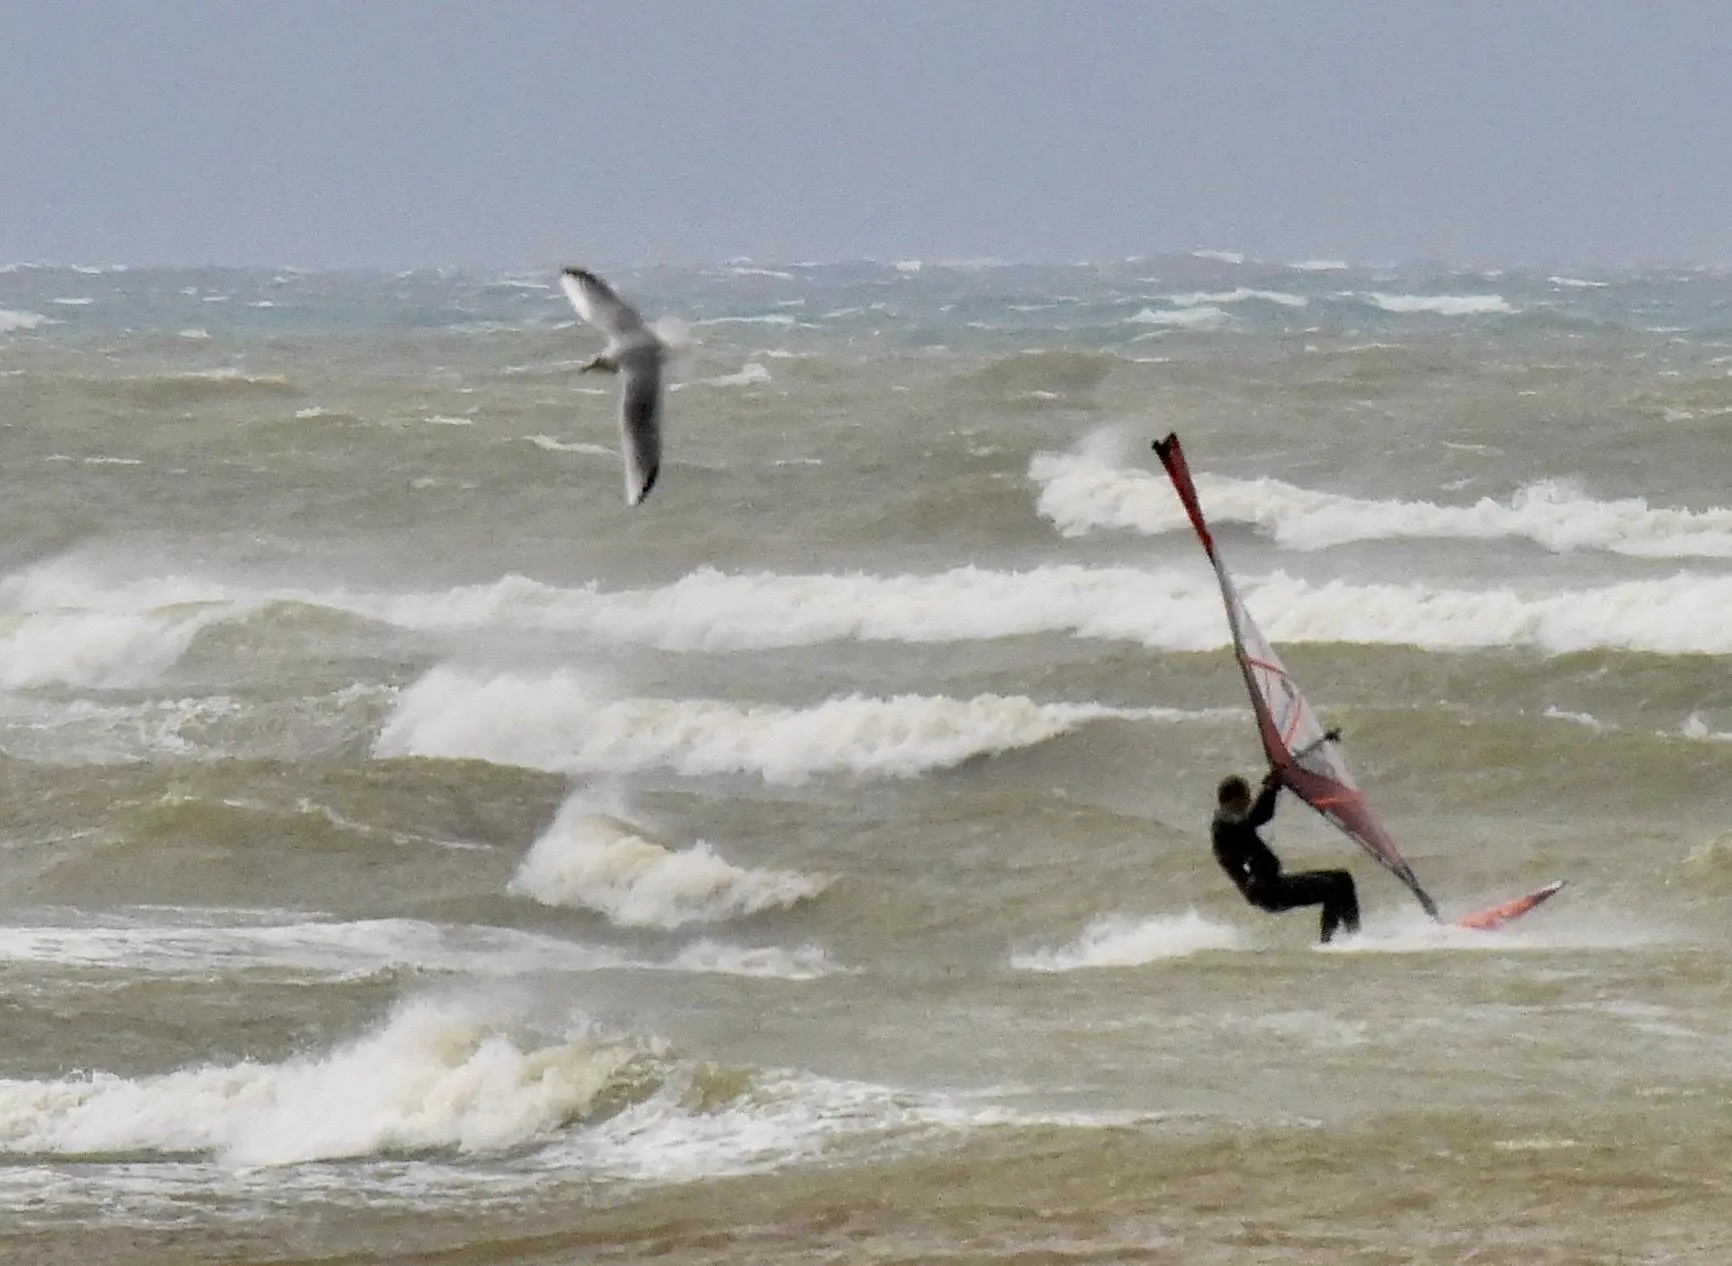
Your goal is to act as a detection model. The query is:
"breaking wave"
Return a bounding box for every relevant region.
[29,551,1732,676]
[507,800,829,929]
[0,607,221,689]
[0,309,54,333]
[1368,292,1514,316]
[0,996,637,1166]
[1031,444,1732,558]
[374,667,1175,782]
[1124,305,1231,330]
[0,992,1139,1186]
[1167,288,1308,309]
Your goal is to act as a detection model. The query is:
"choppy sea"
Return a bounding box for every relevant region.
[3,254,1732,1262]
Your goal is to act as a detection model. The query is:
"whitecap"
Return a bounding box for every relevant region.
[0,995,637,1166]
[374,667,1179,783]
[1167,288,1307,309]
[507,799,827,928]
[1030,441,1732,559]
[1012,910,1242,971]
[677,363,771,389]
[692,313,798,327]
[526,434,613,455]
[1124,305,1231,329]
[0,913,624,978]
[0,309,54,333]
[1369,292,1513,316]
[666,940,839,979]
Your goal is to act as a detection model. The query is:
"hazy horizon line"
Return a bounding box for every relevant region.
[3,250,1728,277]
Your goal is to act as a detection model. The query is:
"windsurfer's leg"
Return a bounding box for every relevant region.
[1275,870,1360,943]
[1331,870,1360,938]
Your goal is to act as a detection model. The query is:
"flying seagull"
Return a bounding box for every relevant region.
[559,267,666,506]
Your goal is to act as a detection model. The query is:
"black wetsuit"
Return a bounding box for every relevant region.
[1212,781,1360,943]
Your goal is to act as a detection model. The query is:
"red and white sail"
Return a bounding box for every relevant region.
[1153,433,1440,919]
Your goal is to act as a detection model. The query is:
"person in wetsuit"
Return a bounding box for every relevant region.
[1212,769,1360,943]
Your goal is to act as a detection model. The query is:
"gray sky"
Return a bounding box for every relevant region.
[3,1,1728,269]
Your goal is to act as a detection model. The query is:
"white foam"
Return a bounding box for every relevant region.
[1220,568,1732,655]
[1680,711,1732,741]
[1030,444,1732,558]
[1291,259,1350,272]
[507,800,828,928]
[1369,292,1513,316]
[1124,305,1231,329]
[0,996,636,1166]
[692,313,798,327]
[526,434,613,455]
[179,368,287,384]
[550,1071,889,1182]
[1327,904,1654,953]
[680,362,771,389]
[49,296,94,306]
[0,309,54,333]
[0,914,624,978]
[1191,249,1245,264]
[376,667,1170,782]
[1542,706,1603,730]
[422,552,1732,661]
[36,539,1732,679]
[1012,910,1242,971]
[1549,276,1608,289]
[1168,288,1308,309]
[0,608,217,689]
[666,940,838,979]
[551,1064,1158,1186]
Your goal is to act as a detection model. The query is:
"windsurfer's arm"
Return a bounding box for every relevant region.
[1246,772,1282,828]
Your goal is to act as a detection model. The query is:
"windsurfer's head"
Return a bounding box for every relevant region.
[1217,775,1251,811]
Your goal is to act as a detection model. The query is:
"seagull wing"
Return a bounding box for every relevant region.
[560,267,650,342]
[617,350,663,506]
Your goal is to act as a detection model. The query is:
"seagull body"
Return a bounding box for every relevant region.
[559,267,665,506]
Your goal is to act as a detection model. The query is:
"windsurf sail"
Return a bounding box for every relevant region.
[1152,433,1441,920]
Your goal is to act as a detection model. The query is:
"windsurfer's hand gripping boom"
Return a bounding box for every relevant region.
[1271,728,1342,779]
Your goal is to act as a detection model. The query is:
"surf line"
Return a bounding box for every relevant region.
[1151,432,1563,932]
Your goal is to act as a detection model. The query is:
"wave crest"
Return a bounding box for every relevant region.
[374,667,1160,781]
[1031,444,1732,558]
[507,802,828,929]
[0,996,637,1166]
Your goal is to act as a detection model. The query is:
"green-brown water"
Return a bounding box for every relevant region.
[2,259,1732,1262]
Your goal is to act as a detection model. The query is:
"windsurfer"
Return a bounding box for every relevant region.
[1212,770,1361,943]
